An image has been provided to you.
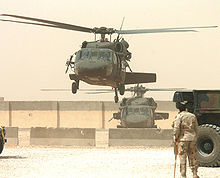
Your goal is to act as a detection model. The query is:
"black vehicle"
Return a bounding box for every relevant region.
[0,126,6,154]
[173,90,220,167]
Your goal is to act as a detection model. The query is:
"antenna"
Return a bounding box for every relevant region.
[116,17,125,42]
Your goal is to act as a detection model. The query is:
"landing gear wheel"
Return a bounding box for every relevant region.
[196,124,220,167]
[72,82,77,94]
[114,95,119,103]
[119,84,125,95]
[114,88,119,103]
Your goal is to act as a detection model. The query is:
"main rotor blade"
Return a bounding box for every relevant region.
[80,89,114,92]
[0,14,93,33]
[148,88,186,91]
[86,91,114,94]
[41,89,70,91]
[0,19,62,29]
[40,88,114,92]
[116,26,217,34]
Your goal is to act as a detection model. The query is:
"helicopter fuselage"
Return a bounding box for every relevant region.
[73,46,126,88]
[120,105,156,128]
[69,40,157,103]
[112,96,169,128]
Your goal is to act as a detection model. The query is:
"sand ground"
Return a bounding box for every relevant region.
[1,146,220,178]
[1,129,219,178]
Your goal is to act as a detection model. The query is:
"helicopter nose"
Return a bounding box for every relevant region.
[75,59,112,76]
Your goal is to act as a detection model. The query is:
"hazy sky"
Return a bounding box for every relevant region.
[0,0,219,101]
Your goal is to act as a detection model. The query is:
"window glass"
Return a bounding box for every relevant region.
[99,51,110,61]
[127,107,152,116]
[127,107,140,114]
[134,108,139,113]
[81,50,90,59]
[198,92,220,108]
[112,53,117,64]
[139,107,146,115]
[127,108,133,114]
[75,51,81,61]
[91,50,98,59]
[140,108,152,116]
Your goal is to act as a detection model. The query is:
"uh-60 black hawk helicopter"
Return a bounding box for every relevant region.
[109,84,182,128]
[0,14,217,102]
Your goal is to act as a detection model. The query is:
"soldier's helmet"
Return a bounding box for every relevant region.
[176,101,188,111]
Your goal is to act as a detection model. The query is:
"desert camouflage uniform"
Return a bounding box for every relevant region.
[172,111,199,178]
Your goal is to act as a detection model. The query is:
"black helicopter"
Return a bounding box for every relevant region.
[0,14,217,103]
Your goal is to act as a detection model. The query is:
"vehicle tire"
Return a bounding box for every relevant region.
[72,82,77,94]
[196,124,220,167]
[0,139,4,154]
[119,84,125,95]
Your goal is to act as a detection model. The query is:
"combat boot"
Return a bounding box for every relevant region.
[193,173,199,178]
[180,164,186,178]
[180,169,186,178]
[192,168,199,178]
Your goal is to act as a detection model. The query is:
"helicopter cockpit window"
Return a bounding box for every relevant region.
[112,53,117,64]
[91,51,98,59]
[127,107,140,115]
[140,108,151,116]
[127,108,133,114]
[127,107,151,116]
[75,51,81,61]
[81,50,90,59]
[134,108,139,113]
[77,49,113,61]
[99,51,111,61]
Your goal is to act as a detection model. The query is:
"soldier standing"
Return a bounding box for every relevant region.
[172,101,199,178]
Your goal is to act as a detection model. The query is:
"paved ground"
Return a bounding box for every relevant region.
[1,146,220,178]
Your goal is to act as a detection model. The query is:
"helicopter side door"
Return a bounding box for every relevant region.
[120,60,126,83]
[112,53,119,80]
[115,54,122,82]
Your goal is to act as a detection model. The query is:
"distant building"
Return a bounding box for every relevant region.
[0,97,4,101]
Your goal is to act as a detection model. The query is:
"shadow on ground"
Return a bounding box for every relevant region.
[0,155,27,159]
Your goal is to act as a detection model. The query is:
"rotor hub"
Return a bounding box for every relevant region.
[92,27,115,34]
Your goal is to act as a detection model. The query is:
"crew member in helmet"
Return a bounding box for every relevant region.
[172,101,199,178]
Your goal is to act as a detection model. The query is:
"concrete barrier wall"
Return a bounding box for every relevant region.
[59,101,119,128]
[109,128,173,146]
[0,101,177,129]
[4,127,174,147]
[5,127,19,145]
[60,111,102,128]
[12,111,57,128]
[11,101,57,128]
[30,127,96,146]
[0,102,9,126]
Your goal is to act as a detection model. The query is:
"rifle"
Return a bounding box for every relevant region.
[174,140,178,178]
[173,113,182,178]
